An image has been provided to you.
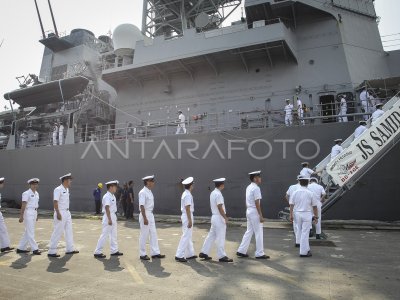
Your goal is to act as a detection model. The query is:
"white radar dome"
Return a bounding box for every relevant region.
[112,24,144,56]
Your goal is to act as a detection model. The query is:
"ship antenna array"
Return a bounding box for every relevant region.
[33,0,60,39]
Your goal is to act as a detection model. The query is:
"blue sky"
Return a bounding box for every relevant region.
[0,0,399,111]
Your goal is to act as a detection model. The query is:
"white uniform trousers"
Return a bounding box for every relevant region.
[237,209,265,257]
[338,108,348,122]
[52,132,57,145]
[0,211,11,248]
[361,101,369,121]
[200,215,227,259]
[94,214,118,254]
[285,115,293,126]
[295,211,312,255]
[17,209,38,251]
[58,133,63,145]
[48,210,75,254]
[139,212,160,257]
[315,202,322,235]
[175,214,195,258]
[176,124,187,134]
[293,218,300,244]
[298,109,305,125]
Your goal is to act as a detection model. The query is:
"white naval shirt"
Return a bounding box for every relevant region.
[102,191,117,214]
[181,189,194,213]
[360,90,370,102]
[246,182,262,209]
[210,188,225,215]
[286,183,300,202]
[53,185,70,210]
[284,104,293,115]
[300,167,313,178]
[340,97,347,109]
[354,125,367,138]
[307,182,326,203]
[290,187,318,212]
[331,144,343,160]
[297,99,303,111]
[178,113,186,124]
[0,192,2,208]
[22,189,39,209]
[59,124,64,133]
[139,186,154,212]
[371,109,384,123]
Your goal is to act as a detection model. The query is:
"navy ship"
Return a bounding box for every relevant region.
[1,0,399,220]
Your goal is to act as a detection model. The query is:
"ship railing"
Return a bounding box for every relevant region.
[15,131,67,149]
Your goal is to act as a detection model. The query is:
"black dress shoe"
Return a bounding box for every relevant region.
[151,254,166,259]
[316,234,321,240]
[1,247,14,253]
[295,244,300,248]
[236,252,249,258]
[65,250,79,255]
[16,249,30,254]
[32,249,42,255]
[187,255,198,260]
[199,252,212,260]
[175,256,187,263]
[111,251,123,256]
[47,253,60,258]
[94,253,106,259]
[219,256,233,263]
[255,255,270,259]
[300,251,312,258]
[140,255,150,260]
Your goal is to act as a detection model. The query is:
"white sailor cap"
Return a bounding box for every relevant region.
[285,99,290,102]
[182,177,194,185]
[248,170,261,176]
[213,178,226,183]
[301,162,309,166]
[299,177,310,181]
[296,175,303,180]
[0,177,4,182]
[105,180,119,185]
[310,177,318,182]
[142,175,155,181]
[59,173,73,181]
[27,178,40,184]
[375,103,383,108]
[334,139,343,142]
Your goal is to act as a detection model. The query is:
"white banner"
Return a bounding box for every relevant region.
[327,99,400,186]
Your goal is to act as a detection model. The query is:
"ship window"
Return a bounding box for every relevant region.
[319,95,336,123]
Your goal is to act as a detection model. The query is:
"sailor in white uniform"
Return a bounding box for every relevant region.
[297,98,305,125]
[285,175,303,247]
[175,177,197,262]
[0,177,14,253]
[48,173,79,257]
[94,180,123,258]
[289,177,319,257]
[138,175,165,261]
[199,178,233,263]
[16,178,41,255]
[330,139,343,161]
[52,123,58,146]
[359,88,371,121]
[237,171,269,259]
[284,99,293,126]
[58,123,64,145]
[371,103,384,124]
[300,162,314,178]
[307,177,326,239]
[176,110,187,134]
[338,95,348,122]
[354,121,368,139]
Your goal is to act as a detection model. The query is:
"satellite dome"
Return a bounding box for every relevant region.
[112,24,143,56]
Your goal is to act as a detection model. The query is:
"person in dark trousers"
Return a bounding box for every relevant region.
[120,183,128,217]
[126,181,135,220]
[93,183,103,215]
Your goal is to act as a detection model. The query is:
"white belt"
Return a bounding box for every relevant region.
[26,207,38,210]
[58,208,69,211]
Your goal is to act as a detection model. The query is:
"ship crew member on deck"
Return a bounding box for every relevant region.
[20,131,27,148]
[307,177,326,240]
[297,97,305,125]
[58,123,64,145]
[371,103,384,124]
[138,175,165,260]
[52,122,58,146]
[176,110,187,134]
[338,95,348,123]
[284,99,294,126]
[48,173,79,258]
[199,178,233,263]
[93,183,103,215]
[0,177,14,253]
[330,139,343,161]
[16,178,41,255]
[237,171,269,259]
[289,177,318,257]
[359,88,371,121]
[94,180,123,258]
[354,121,368,139]
[175,177,197,263]
[300,162,314,178]
[285,175,303,247]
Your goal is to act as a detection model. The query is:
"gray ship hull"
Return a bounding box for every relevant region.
[0,122,399,221]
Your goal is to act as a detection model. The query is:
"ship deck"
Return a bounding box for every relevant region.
[0,214,398,299]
